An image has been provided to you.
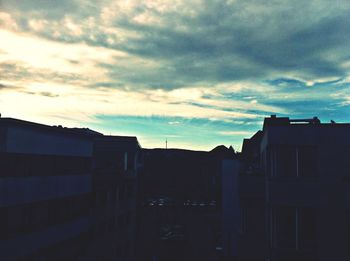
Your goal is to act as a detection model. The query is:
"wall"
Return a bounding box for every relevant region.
[221,159,239,259]
[6,126,93,156]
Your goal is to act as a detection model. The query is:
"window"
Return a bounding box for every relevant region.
[124,152,128,171]
[7,206,25,237]
[272,207,316,250]
[127,152,134,171]
[297,146,317,177]
[269,146,318,178]
[240,207,247,233]
[347,211,350,255]
[126,184,134,199]
[115,186,120,202]
[274,207,296,248]
[298,208,317,249]
[275,147,297,177]
[0,207,9,240]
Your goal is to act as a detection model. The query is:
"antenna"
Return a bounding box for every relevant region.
[166,138,168,149]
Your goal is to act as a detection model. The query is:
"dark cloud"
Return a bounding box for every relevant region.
[87,82,125,89]
[1,0,350,90]
[0,82,23,91]
[1,0,83,19]
[0,62,83,85]
[2,0,350,150]
[267,78,307,89]
[94,1,350,87]
[0,82,59,97]
[2,0,77,10]
[39,92,59,97]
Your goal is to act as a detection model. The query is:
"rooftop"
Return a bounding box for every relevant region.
[0,117,97,138]
[262,115,350,131]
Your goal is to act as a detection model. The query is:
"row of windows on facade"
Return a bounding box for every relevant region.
[95,184,136,208]
[0,185,136,241]
[270,207,317,250]
[16,231,92,261]
[95,211,134,236]
[94,152,137,172]
[0,151,137,177]
[16,228,132,261]
[0,153,91,177]
[241,207,350,253]
[0,193,90,240]
[240,207,317,251]
[265,146,318,178]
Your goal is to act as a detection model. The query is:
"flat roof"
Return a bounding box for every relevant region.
[263,115,350,131]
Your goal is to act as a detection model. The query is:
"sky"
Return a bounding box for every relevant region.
[0,0,350,151]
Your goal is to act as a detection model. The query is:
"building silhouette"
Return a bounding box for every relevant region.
[2,115,350,261]
[0,118,141,260]
[0,118,94,260]
[224,115,350,261]
[137,147,235,261]
[262,115,350,261]
[91,135,142,260]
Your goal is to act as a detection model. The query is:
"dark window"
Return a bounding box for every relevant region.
[0,153,90,177]
[240,207,247,233]
[275,207,296,248]
[127,152,134,170]
[7,205,25,237]
[347,212,350,255]
[275,147,297,177]
[298,146,318,177]
[0,207,9,240]
[273,207,317,250]
[298,208,317,249]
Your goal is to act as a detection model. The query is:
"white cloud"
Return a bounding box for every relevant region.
[0,81,262,127]
[168,121,181,125]
[0,29,127,78]
[0,12,18,30]
[218,131,254,136]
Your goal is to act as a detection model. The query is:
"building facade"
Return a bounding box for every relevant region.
[227,115,350,261]
[0,118,94,260]
[0,118,142,261]
[91,136,142,261]
[222,131,266,261]
[137,148,233,261]
[261,116,350,261]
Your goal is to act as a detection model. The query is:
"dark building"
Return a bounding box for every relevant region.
[261,116,350,261]
[137,147,235,261]
[5,114,350,261]
[139,148,223,201]
[221,131,266,261]
[91,135,142,261]
[237,130,267,261]
[0,118,94,260]
[227,115,350,261]
[0,117,142,261]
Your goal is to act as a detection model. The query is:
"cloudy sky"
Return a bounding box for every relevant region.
[0,0,350,150]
